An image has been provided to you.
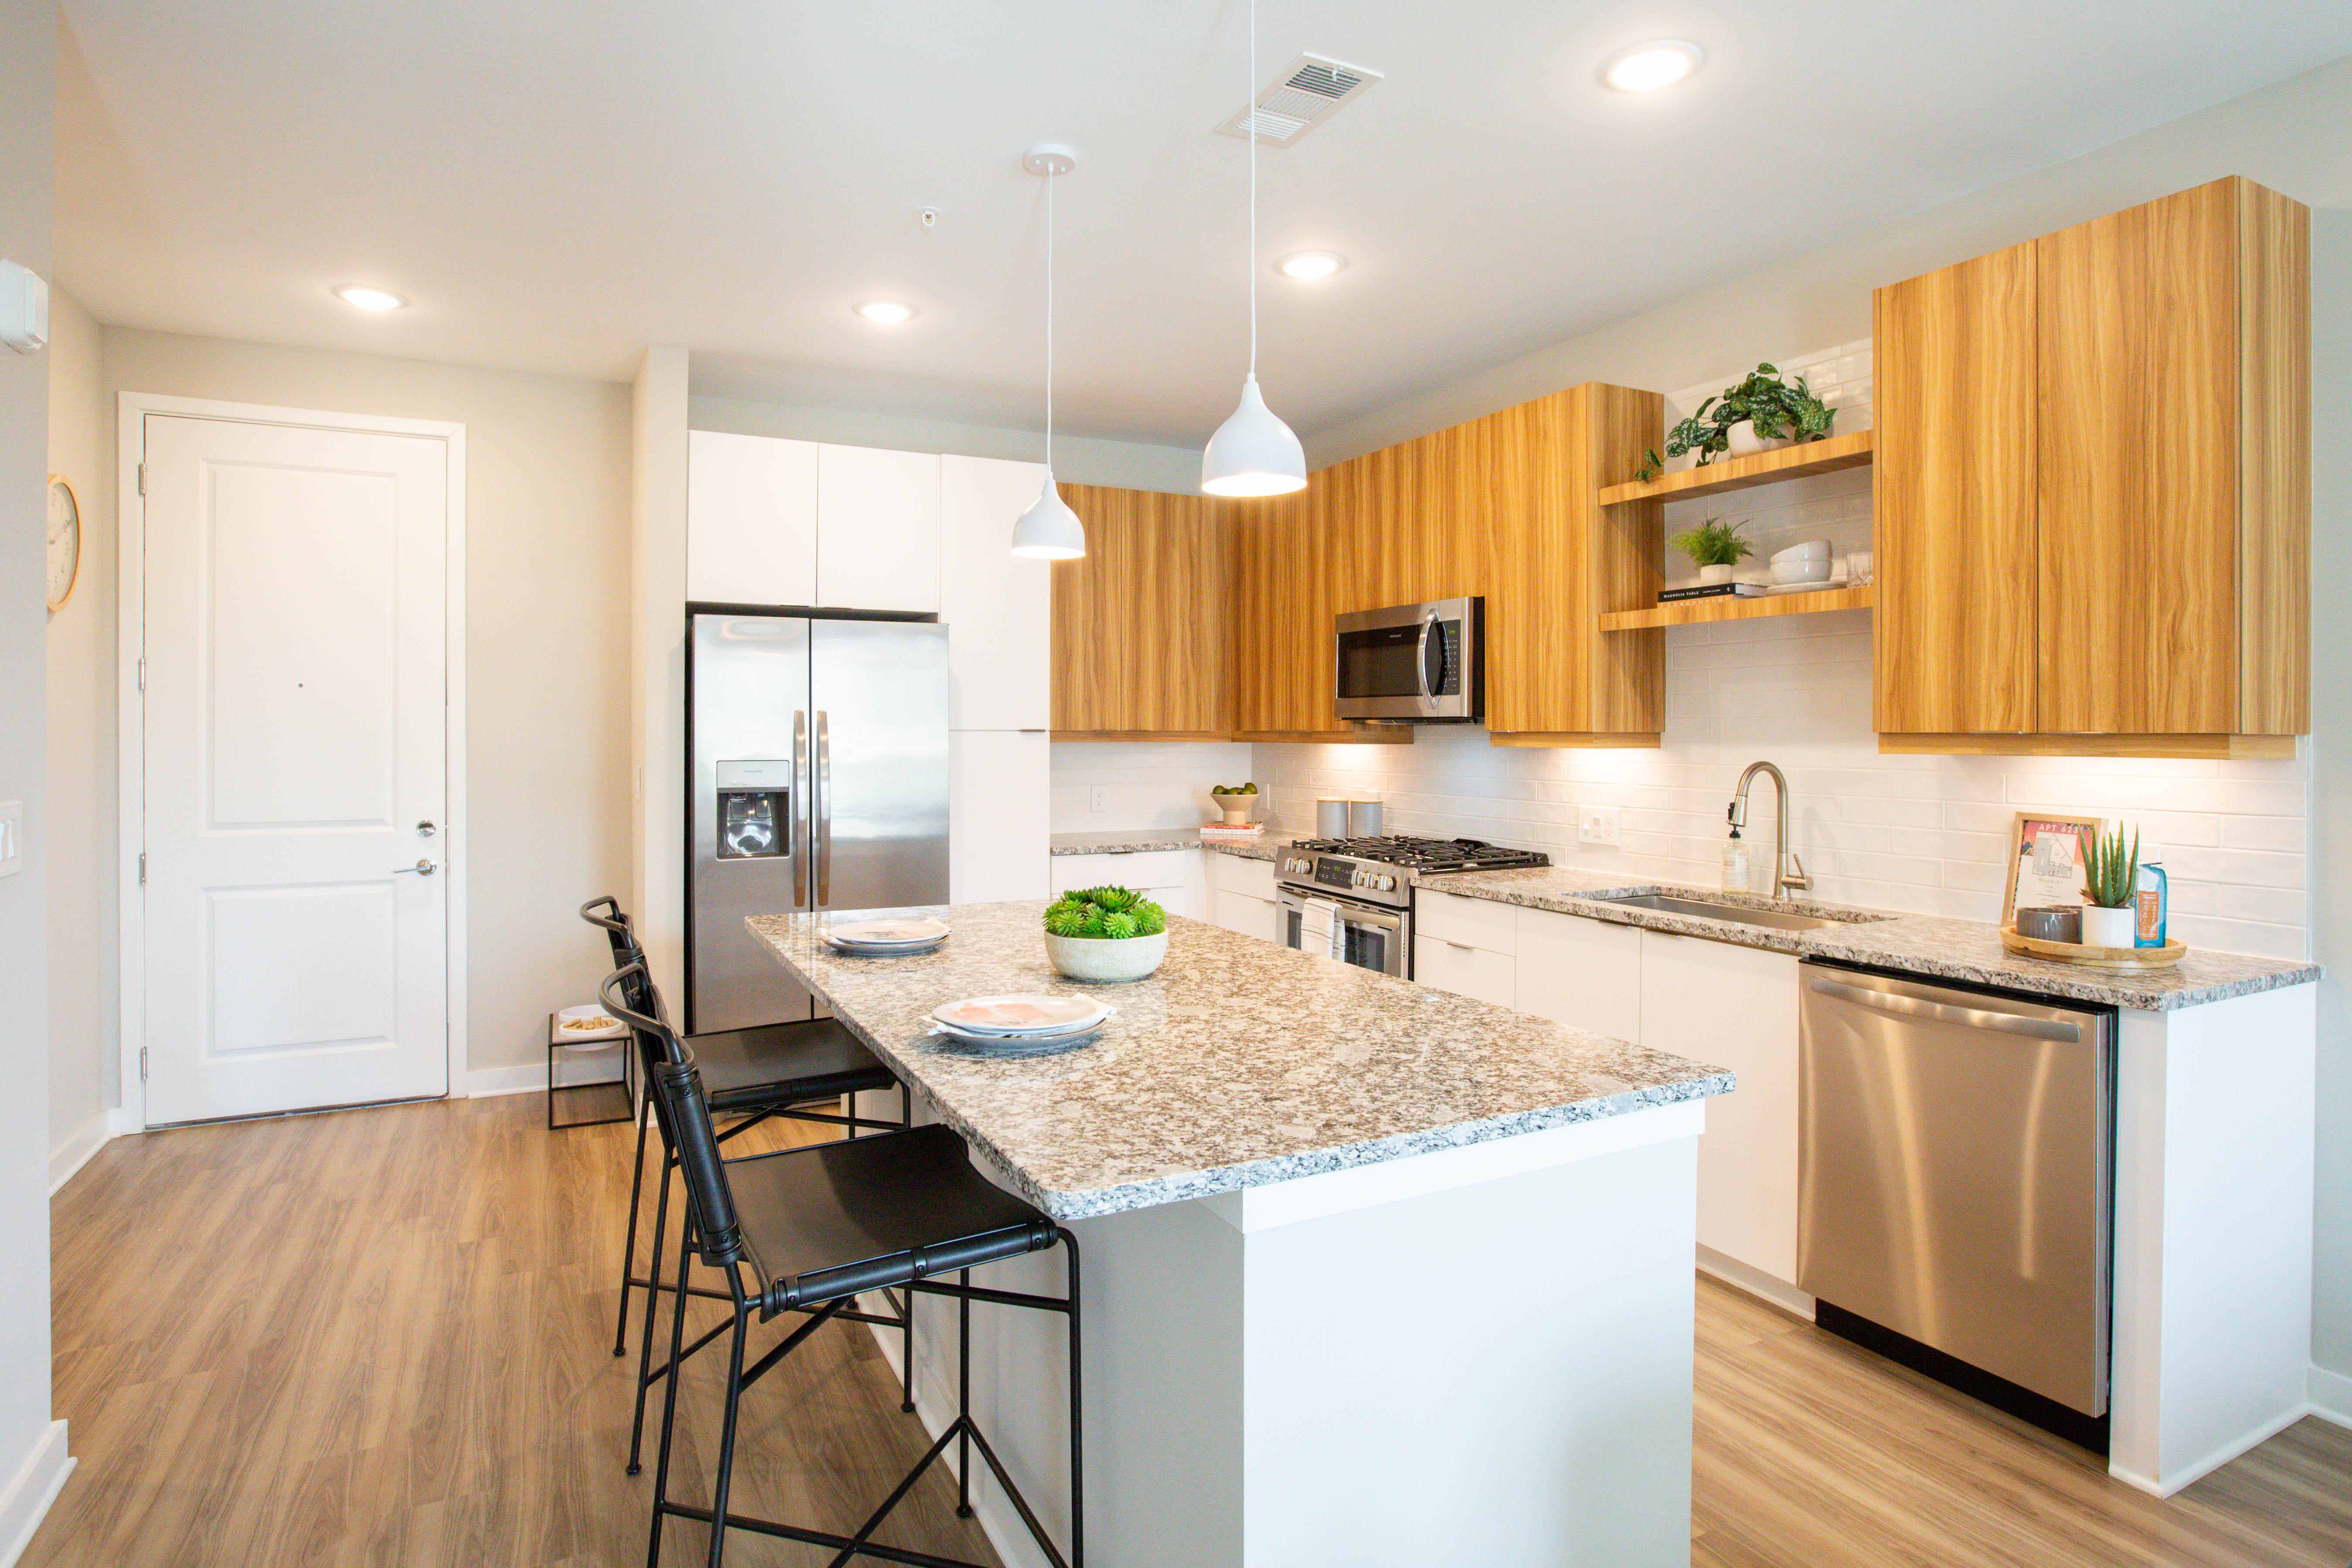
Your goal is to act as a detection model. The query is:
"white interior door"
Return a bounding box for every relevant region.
[140,412,451,1123]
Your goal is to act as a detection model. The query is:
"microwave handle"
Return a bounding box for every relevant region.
[1417,615,1439,700]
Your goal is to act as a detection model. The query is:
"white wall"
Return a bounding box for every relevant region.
[45,289,109,1180]
[1280,57,2352,1394]
[1051,741,1259,834]
[86,330,635,1096]
[0,0,65,1545]
[690,393,1201,495]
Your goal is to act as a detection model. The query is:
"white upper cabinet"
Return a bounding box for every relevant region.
[939,455,1051,730]
[687,430,817,606]
[817,444,940,614]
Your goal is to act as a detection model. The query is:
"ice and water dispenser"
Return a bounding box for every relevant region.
[714,759,791,860]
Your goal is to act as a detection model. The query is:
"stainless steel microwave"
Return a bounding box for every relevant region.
[1334,597,1483,722]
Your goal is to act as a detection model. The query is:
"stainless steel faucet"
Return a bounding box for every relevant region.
[1730,761,1811,901]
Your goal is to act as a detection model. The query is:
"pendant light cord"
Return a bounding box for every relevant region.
[1247,0,1258,378]
[1044,165,1055,472]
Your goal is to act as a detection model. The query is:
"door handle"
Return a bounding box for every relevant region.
[1806,976,2080,1042]
[393,859,437,876]
[792,709,809,909]
[815,709,832,907]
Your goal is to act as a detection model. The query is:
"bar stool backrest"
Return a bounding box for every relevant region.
[601,963,746,1268]
[580,896,657,1018]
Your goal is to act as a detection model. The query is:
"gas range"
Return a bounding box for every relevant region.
[1274,836,1551,909]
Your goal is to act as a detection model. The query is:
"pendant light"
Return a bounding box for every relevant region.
[1011,143,1087,559]
[1200,0,1307,497]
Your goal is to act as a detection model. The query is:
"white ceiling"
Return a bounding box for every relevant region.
[56,1,2352,446]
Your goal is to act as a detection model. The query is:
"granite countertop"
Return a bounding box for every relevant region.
[1055,828,1292,861]
[1421,866,2321,1012]
[747,902,1731,1220]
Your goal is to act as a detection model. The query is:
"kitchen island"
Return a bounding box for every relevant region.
[749,902,1732,1568]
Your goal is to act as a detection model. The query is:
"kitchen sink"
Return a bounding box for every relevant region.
[1590,892,1847,933]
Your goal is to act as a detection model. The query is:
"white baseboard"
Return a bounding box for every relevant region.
[48,1113,115,1196]
[467,1058,624,1099]
[1696,1244,1816,1321]
[2310,1363,2352,1429]
[0,1420,72,1568]
[2109,1400,2314,1498]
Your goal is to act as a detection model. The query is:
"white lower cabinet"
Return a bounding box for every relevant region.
[1053,848,1204,922]
[1638,929,1800,1286]
[1513,907,1642,1042]
[1213,888,1280,941]
[1413,934,1516,1008]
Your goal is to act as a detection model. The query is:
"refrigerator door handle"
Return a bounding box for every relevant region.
[791,709,809,908]
[815,709,832,906]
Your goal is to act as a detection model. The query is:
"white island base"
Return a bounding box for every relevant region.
[855,1094,1706,1568]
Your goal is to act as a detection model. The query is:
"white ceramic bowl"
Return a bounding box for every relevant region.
[1771,539,1832,564]
[1043,930,1168,984]
[1769,558,1833,585]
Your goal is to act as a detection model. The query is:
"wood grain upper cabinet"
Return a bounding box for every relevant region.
[1872,241,2039,734]
[2036,178,2307,738]
[1050,485,1232,738]
[1875,176,2308,752]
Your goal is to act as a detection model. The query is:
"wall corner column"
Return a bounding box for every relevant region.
[630,346,690,994]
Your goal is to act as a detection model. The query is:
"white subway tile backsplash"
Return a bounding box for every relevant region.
[1051,741,1259,831]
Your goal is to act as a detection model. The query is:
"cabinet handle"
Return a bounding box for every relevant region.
[1446,939,1473,952]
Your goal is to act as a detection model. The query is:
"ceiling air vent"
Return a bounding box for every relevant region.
[1216,53,1383,147]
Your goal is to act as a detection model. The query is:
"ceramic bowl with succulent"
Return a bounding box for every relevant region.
[1042,885,1169,982]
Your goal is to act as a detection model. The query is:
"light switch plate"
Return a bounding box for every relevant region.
[1088,786,1108,814]
[0,800,21,876]
[1577,806,1622,848]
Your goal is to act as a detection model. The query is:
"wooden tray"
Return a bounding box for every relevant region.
[2001,925,2186,970]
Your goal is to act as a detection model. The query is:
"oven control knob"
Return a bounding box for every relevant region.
[1379,874,1396,892]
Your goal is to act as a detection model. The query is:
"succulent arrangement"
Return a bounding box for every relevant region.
[1210,782,1258,796]
[2082,824,2141,909]
[1044,885,1168,941]
[1665,363,1837,467]
[1670,516,1753,569]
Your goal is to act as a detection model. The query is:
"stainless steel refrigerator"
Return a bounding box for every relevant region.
[686,610,950,1033]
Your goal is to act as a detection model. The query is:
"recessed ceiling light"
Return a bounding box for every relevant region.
[855,300,917,325]
[333,285,406,311]
[1276,251,1347,281]
[1600,39,1705,92]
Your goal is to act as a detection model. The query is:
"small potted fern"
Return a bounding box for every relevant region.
[1043,885,1170,983]
[2080,824,2140,948]
[1671,516,1753,586]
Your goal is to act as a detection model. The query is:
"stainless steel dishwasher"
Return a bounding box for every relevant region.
[1798,962,2115,1448]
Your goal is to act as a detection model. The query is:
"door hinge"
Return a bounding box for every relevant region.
[139,1046,148,1081]
[138,851,147,886]
[137,463,146,497]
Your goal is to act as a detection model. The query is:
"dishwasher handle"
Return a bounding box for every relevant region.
[1806,975,2081,1042]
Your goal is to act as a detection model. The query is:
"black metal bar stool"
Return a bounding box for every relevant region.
[582,895,913,1472]
[602,964,1084,1568]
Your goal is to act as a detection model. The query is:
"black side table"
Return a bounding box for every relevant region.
[547,1012,636,1130]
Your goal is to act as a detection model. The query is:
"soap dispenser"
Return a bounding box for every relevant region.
[2134,838,2169,947]
[1720,814,1751,894]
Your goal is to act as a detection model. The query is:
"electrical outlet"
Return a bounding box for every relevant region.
[1577,806,1622,848]
[1088,786,1108,815]
[0,800,21,876]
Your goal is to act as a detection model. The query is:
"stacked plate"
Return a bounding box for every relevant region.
[822,917,950,956]
[928,994,1114,1055]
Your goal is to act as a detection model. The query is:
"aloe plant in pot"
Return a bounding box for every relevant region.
[1043,885,1169,982]
[2080,824,2140,948]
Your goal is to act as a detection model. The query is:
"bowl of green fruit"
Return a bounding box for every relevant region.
[1209,781,1258,825]
[1042,886,1169,983]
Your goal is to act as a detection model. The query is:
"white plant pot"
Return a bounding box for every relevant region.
[1725,420,1787,458]
[1044,929,1168,983]
[1698,563,1736,586]
[2079,905,2137,949]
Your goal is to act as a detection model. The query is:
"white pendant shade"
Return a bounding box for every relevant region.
[1010,471,1086,559]
[1201,374,1306,497]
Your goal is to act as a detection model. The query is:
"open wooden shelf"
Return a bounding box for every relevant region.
[1600,428,1875,506]
[1601,583,1875,632]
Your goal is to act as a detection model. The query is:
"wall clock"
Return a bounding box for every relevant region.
[46,474,80,612]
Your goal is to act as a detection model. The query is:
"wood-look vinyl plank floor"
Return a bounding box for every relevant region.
[27,1093,2352,1566]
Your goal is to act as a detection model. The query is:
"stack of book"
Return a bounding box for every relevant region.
[1658,582,1765,603]
[1199,822,1267,844]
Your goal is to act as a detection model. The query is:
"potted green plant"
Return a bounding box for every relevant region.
[1665,363,1837,466]
[2080,823,2140,948]
[1669,516,1753,585]
[1209,781,1259,825]
[1043,885,1169,982]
